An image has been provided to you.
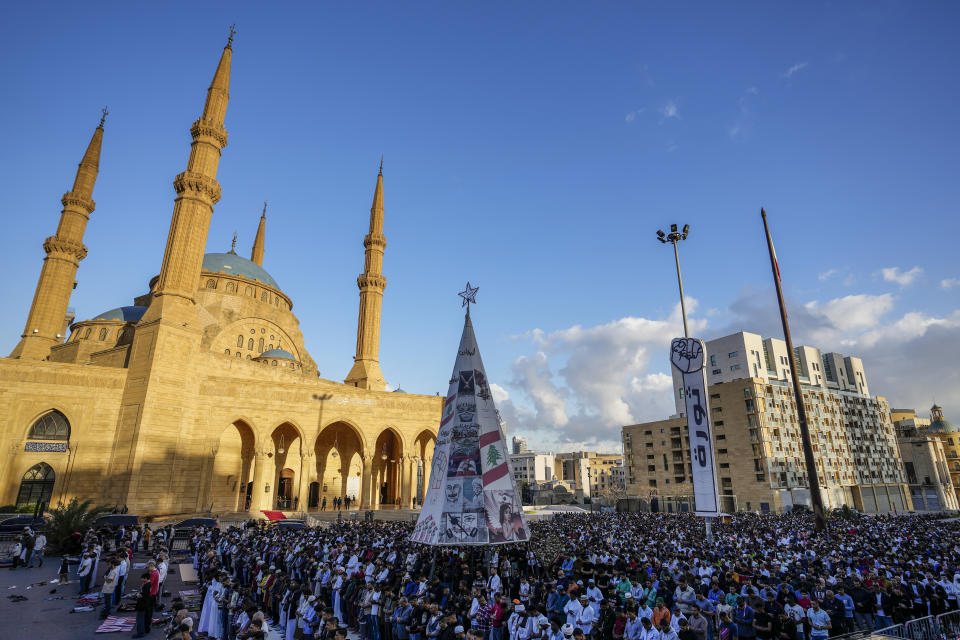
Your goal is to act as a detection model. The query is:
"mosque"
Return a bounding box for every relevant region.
[0,32,441,517]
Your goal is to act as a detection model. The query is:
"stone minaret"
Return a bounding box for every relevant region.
[104,32,234,513]
[142,28,232,323]
[250,202,266,266]
[10,112,106,359]
[345,162,388,390]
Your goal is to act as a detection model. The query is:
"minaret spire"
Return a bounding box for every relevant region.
[10,114,105,359]
[145,29,232,321]
[345,162,388,390]
[250,201,266,266]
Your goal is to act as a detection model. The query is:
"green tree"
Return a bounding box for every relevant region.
[46,498,110,554]
[486,445,502,466]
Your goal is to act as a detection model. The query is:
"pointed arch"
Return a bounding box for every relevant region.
[24,408,73,442]
[318,418,368,454]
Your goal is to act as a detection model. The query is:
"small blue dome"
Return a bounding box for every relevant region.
[93,306,147,322]
[203,253,279,288]
[259,349,295,360]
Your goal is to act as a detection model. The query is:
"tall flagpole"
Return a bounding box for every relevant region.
[761,209,827,532]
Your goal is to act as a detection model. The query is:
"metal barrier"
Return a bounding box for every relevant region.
[0,533,18,556]
[905,616,941,640]
[937,611,960,639]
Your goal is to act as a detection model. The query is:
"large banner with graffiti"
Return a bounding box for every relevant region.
[670,337,720,517]
[410,312,528,546]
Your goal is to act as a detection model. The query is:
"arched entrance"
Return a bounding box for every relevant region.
[308,482,320,509]
[17,463,55,508]
[373,429,403,509]
[315,422,365,510]
[270,423,303,510]
[211,420,256,513]
[414,429,437,507]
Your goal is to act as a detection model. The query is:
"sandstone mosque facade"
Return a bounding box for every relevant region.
[0,33,441,517]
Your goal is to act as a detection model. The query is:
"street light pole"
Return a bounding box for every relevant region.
[658,224,691,338]
[658,223,714,543]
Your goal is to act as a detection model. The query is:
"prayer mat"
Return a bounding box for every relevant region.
[95,616,135,633]
[178,563,198,583]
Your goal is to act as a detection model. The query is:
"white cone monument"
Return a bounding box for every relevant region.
[410,283,529,545]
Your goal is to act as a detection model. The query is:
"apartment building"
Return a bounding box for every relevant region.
[623,331,909,514]
[509,451,555,486]
[555,451,623,499]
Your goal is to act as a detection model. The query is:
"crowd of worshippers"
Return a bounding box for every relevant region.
[185,511,960,640]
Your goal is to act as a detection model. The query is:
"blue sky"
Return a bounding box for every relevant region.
[1,2,958,450]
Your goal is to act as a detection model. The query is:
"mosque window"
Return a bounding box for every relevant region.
[272,360,278,366]
[28,410,70,441]
[290,363,295,369]
[98,328,107,341]
[237,335,244,348]
[248,338,254,350]
[275,298,279,307]
[236,352,241,358]
[116,328,123,340]
[226,281,235,292]
[206,279,217,289]
[259,338,264,352]
[224,349,231,355]
[261,291,268,302]
[261,328,266,334]
[268,344,273,350]
[250,329,255,334]
[83,328,92,339]
[246,355,251,360]
[270,335,275,340]
[246,286,253,296]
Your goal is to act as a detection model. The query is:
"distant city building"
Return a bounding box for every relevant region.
[623,331,908,514]
[555,451,623,499]
[893,406,960,508]
[892,408,958,511]
[512,435,529,454]
[509,451,555,486]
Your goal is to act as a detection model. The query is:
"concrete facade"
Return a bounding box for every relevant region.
[1,35,441,517]
[624,331,909,514]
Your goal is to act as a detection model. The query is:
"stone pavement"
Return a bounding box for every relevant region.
[0,547,189,639]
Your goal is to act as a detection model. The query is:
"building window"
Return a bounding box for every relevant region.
[226,281,235,292]
[206,279,216,289]
[84,328,92,339]
[237,335,244,348]
[261,291,268,302]
[259,338,265,352]
[246,286,253,296]
[710,355,716,366]
[248,338,254,350]
[224,349,230,355]
[28,410,70,441]
[16,463,55,509]
[712,369,722,375]
[98,328,107,341]
[236,352,242,358]
[728,351,738,358]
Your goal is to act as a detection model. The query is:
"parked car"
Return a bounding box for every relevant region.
[173,517,218,529]
[0,515,47,533]
[93,514,140,528]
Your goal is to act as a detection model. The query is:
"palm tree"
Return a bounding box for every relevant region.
[46,498,109,554]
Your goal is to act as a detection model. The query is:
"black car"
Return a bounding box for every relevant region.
[0,515,46,533]
[93,514,140,528]
[173,517,218,529]
[274,519,306,530]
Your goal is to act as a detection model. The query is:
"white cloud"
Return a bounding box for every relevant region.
[728,125,742,140]
[625,108,644,123]
[782,62,808,78]
[660,100,679,120]
[746,86,759,95]
[940,278,960,289]
[818,269,838,281]
[489,382,510,406]
[880,266,923,287]
[804,293,894,333]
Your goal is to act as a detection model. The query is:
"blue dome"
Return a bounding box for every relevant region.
[92,306,147,322]
[202,253,279,288]
[259,349,295,360]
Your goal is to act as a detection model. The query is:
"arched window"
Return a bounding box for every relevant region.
[272,360,278,366]
[224,349,231,355]
[275,298,280,307]
[98,328,107,341]
[246,286,253,296]
[28,411,70,441]
[116,328,123,340]
[268,343,273,351]
[237,335,244,348]
[261,291,268,302]
[235,352,242,358]
[226,281,235,292]
[248,338,254,350]
[259,338,264,352]
[246,355,252,360]
[83,328,92,339]
[16,463,55,508]
[206,279,217,289]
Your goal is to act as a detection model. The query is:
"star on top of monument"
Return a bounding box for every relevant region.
[458,281,479,308]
